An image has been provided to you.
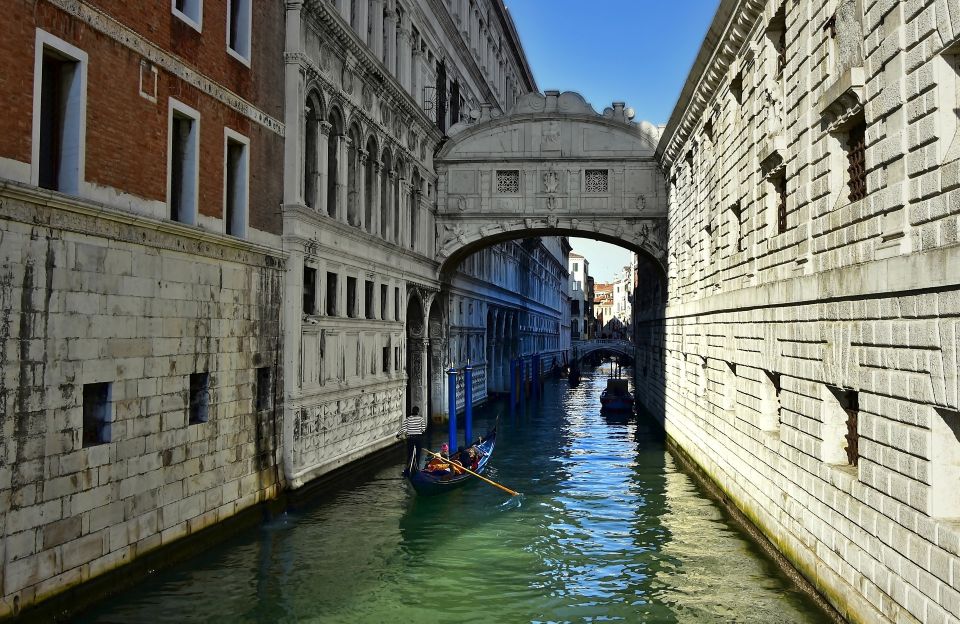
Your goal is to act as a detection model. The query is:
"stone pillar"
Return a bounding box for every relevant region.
[459,0,469,34]
[385,8,397,76]
[371,0,385,60]
[337,135,349,223]
[283,3,304,207]
[336,0,350,23]
[357,150,368,230]
[370,160,382,235]
[396,178,407,246]
[412,48,422,104]
[408,337,429,417]
[357,0,369,43]
[317,122,331,216]
[398,20,413,94]
[386,171,396,241]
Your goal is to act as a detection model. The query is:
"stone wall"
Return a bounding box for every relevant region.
[642,0,960,622]
[0,186,284,618]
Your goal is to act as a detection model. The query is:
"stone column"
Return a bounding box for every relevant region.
[398,20,413,94]
[357,150,368,230]
[336,0,350,23]
[459,0,469,34]
[336,135,350,223]
[356,0,369,43]
[385,8,397,76]
[386,170,396,241]
[283,3,304,207]
[407,337,429,416]
[412,47,422,104]
[370,160,382,235]
[370,0,384,60]
[317,122,331,216]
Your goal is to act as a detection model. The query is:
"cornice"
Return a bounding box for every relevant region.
[656,0,765,170]
[0,183,288,266]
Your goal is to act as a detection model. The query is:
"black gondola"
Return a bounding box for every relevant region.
[407,425,497,496]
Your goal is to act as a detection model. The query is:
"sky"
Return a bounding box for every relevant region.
[505,1,719,282]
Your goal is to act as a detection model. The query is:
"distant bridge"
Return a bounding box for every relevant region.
[571,339,636,364]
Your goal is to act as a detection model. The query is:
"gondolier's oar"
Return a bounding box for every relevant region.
[422,448,519,496]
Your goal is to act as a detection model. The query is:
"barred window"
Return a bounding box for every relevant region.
[846,121,867,202]
[496,170,519,193]
[584,169,608,193]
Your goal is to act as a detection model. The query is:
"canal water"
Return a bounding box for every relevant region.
[77,365,831,623]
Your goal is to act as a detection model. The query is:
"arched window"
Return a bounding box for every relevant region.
[326,109,344,219]
[364,136,377,234]
[409,169,421,251]
[393,160,402,245]
[303,93,322,209]
[380,148,392,239]
[347,123,362,227]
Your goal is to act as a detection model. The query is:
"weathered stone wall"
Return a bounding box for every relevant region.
[642,0,960,622]
[0,186,284,618]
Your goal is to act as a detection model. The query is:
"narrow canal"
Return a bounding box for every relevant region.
[77,366,832,623]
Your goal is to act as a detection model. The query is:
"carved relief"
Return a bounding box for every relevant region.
[543,170,559,194]
[362,85,373,111]
[542,121,561,150]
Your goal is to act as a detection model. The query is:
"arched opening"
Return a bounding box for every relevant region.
[303,92,322,209]
[405,292,426,418]
[380,148,392,239]
[347,123,362,227]
[326,108,344,219]
[428,296,446,421]
[364,136,377,234]
[409,169,421,251]
[393,159,403,245]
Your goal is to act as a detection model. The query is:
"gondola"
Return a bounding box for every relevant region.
[407,425,497,496]
[600,378,633,412]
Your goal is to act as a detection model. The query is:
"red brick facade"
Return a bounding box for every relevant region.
[0,0,284,235]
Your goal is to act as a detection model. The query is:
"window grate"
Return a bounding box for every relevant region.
[844,408,859,466]
[777,29,787,77]
[585,169,608,193]
[775,175,787,234]
[496,170,519,193]
[847,122,867,202]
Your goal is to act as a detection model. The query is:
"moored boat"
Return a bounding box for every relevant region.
[407,425,497,495]
[600,378,633,412]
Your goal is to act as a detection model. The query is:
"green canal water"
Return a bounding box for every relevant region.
[76,366,832,623]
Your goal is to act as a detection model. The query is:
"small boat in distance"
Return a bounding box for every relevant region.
[407,425,497,496]
[600,360,634,413]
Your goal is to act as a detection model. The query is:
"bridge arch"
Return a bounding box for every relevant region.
[434,90,669,276]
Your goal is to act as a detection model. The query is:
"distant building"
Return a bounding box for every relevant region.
[568,252,590,339]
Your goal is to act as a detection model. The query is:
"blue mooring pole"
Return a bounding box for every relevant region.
[464,364,473,446]
[533,354,540,400]
[447,366,458,453]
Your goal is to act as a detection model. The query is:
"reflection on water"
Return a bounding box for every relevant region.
[78,364,830,623]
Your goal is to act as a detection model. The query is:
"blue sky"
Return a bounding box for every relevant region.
[505,0,719,281]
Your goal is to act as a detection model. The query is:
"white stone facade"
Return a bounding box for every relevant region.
[637,0,960,621]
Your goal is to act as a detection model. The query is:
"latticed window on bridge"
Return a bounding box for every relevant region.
[496,170,519,193]
[846,121,867,202]
[585,169,608,193]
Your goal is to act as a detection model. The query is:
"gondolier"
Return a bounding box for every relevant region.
[397,406,426,475]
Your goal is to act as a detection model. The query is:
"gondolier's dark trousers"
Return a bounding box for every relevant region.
[405,434,423,472]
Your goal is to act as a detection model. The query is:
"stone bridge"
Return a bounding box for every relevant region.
[433,90,668,279]
[572,339,636,363]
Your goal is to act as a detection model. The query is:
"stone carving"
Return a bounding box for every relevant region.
[635,194,646,211]
[546,196,557,211]
[571,218,580,229]
[543,170,559,194]
[380,102,391,126]
[542,121,561,150]
[362,85,373,111]
[455,195,466,211]
[764,87,783,138]
[834,0,864,75]
[342,66,355,95]
[407,129,417,150]
[304,236,319,258]
[546,215,558,229]
[439,223,467,249]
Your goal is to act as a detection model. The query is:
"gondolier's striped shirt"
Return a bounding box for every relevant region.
[399,412,426,436]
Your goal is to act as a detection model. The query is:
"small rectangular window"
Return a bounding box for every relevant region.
[34,32,87,194]
[769,173,787,234]
[169,100,200,225]
[380,284,388,320]
[394,286,400,321]
[496,170,520,193]
[584,169,608,193]
[846,120,867,203]
[382,343,390,373]
[347,277,358,318]
[173,0,203,31]
[227,0,251,62]
[82,382,111,447]
[189,372,210,424]
[365,280,375,319]
[303,266,316,314]
[255,366,272,411]
[224,131,249,237]
[326,272,339,316]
